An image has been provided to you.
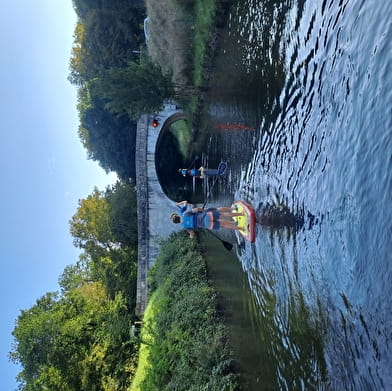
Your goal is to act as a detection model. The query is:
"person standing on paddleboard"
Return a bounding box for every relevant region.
[170,200,243,238]
[178,168,203,178]
[178,162,227,179]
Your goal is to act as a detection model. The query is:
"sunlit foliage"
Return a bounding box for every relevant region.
[134,232,240,391]
[68,0,146,180]
[11,182,139,390]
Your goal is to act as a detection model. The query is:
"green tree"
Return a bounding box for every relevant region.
[100,247,138,304]
[69,22,86,87]
[59,258,92,294]
[69,182,138,251]
[105,181,138,247]
[69,185,138,306]
[69,187,114,252]
[72,0,145,22]
[12,176,139,391]
[10,293,60,385]
[11,282,137,391]
[70,2,145,83]
[10,286,103,390]
[89,58,170,119]
[78,95,137,180]
[68,0,149,181]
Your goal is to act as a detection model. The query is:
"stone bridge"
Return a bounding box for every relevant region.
[135,103,187,316]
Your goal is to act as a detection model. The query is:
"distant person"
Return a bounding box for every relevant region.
[178,168,202,178]
[178,163,227,179]
[170,200,243,238]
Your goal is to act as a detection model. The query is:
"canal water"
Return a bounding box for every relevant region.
[197,0,392,389]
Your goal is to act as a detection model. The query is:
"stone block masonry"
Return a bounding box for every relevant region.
[135,104,186,316]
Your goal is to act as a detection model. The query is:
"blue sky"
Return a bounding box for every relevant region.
[0,2,117,389]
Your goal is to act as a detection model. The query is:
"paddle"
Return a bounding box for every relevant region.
[202,161,227,209]
[206,230,233,251]
[198,161,233,251]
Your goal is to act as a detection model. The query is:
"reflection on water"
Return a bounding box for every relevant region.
[203,234,327,391]
[198,0,392,389]
[255,201,305,231]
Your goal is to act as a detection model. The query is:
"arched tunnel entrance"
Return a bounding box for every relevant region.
[154,112,204,203]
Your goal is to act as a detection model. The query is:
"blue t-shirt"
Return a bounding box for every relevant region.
[178,205,213,229]
[179,205,196,229]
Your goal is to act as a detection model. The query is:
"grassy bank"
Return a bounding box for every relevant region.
[130,232,239,391]
[145,0,216,86]
[145,0,220,129]
[129,292,157,391]
[193,0,218,86]
[167,119,192,158]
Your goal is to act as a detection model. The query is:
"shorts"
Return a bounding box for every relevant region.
[203,210,220,230]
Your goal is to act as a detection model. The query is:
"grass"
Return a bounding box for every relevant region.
[145,0,217,87]
[144,0,193,85]
[168,119,192,158]
[193,0,217,86]
[144,0,226,158]
[129,232,240,391]
[129,292,157,391]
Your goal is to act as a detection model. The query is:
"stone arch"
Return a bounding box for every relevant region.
[153,112,189,199]
[135,103,187,315]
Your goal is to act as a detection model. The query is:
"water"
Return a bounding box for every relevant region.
[197,0,392,389]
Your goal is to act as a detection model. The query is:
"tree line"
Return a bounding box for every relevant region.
[68,0,181,182]
[10,1,150,386]
[10,182,140,390]
[10,0,210,388]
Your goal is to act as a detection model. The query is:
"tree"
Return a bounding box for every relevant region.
[69,4,145,85]
[72,0,145,22]
[59,258,92,294]
[105,181,138,247]
[68,1,148,181]
[69,185,138,306]
[11,282,138,390]
[69,187,114,252]
[10,292,60,386]
[69,22,86,87]
[78,95,137,180]
[69,182,138,251]
[10,283,123,391]
[12,166,140,390]
[89,58,171,119]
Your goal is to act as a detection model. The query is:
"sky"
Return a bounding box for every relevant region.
[0,2,118,389]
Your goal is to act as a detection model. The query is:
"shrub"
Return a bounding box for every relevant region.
[135,231,239,391]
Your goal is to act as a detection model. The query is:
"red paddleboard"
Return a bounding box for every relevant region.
[231,200,256,243]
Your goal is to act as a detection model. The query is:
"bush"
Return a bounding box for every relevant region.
[134,231,240,391]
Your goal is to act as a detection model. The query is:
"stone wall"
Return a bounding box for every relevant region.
[135,104,185,316]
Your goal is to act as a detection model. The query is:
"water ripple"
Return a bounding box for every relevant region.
[202,0,391,388]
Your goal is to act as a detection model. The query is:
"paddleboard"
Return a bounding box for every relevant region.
[217,161,227,176]
[200,161,227,178]
[231,200,256,243]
